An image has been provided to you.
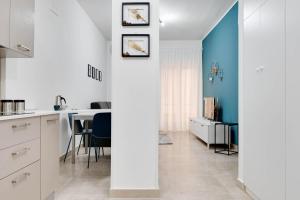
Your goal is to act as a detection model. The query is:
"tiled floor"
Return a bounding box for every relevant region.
[56,132,251,200]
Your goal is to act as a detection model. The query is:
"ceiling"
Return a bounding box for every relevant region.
[77,0,236,40]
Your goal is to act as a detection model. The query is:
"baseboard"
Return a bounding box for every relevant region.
[110,189,160,198]
[236,178,260,200]
[236,178,246,191]
[245,187,260,200]
[231,144,238,151]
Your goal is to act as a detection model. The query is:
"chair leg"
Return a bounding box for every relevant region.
[88,146,91,168]
[95,147,98,162]
[88,137,92,168]
[102,147,105,156]
[64,135,72,163]
[77,135,83,155]
[98,147,101,159]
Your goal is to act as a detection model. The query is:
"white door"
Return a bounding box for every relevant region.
[286,0,300,199]
[244,0,285,199]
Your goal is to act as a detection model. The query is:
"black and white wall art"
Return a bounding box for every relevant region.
[88,64,103,82]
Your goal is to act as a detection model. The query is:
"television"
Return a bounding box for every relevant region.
[203,97,216,121]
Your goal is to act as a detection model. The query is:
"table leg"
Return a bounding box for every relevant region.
[228,125,230,155]
[72,117,75,164]
[214,124,217,153]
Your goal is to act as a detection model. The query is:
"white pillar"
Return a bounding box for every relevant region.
[111,0,160,198]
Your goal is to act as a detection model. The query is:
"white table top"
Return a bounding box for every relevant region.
[72,109,111,119]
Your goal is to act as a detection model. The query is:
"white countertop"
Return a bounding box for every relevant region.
[0,111,59,121]
[0,109,112,121]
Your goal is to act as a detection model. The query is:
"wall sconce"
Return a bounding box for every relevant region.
[209,62,224,83]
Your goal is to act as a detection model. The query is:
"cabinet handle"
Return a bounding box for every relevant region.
[47,119,57,123]
[11,147,31,157]
[12,123,31,129]
[11,172,31,185]
[17,44,31,52]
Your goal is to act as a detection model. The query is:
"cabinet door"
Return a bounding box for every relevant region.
[244,0,285,199]
[0,161,40,200]
[41,115,59,200]
[10,0,34,57]
[0,0,10,47]
[286,0,300,199]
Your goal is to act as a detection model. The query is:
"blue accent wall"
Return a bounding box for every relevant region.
[202,3,239,144]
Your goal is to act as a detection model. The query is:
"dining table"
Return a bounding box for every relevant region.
[71,109,111,164]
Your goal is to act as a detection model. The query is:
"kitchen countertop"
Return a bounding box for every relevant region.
[0,109,111,121]
[0,110,59,121]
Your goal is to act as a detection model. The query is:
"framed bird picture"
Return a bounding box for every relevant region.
[122,34,150,57]
[122,2,150,26]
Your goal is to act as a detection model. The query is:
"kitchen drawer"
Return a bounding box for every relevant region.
[0,138,40,180]
[0,117,40,150]
[0,161,40,200]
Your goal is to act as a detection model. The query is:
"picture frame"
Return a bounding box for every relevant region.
[92,67,95,79]
[88,64,91,77]
[122,2,150,26]
[99,71,102,82]
[122,34,150,57]
[95,69,99,80]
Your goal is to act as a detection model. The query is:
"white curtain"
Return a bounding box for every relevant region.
[160,43,200,132]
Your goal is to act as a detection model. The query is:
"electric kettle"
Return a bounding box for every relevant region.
[54,95,67,110]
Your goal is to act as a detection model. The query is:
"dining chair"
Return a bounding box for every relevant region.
[88,113,111,168]
[63,113,92,162]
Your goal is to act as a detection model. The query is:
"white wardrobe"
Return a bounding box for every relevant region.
[242,0,300,199]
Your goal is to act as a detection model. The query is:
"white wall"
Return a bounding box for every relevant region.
[106,41,112,101]
[238,0,245,185]
[0,0,109,156]
[286,0,300,199]
[111,0,160,192]
[160,40,203,117]
[1,0,108,110]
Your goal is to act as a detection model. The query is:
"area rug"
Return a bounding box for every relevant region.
[159,134,173,145]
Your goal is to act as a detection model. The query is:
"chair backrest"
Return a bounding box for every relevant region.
[68,113,83,133]
[92,113,111,139]
[91,102,111,109]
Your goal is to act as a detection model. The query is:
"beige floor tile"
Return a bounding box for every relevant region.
[56,132,251,200]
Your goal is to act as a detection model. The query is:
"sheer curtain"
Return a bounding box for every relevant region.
[160,42,200,132]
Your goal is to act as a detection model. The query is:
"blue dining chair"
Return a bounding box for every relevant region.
[64,113,91,162]
[88,112,111,168]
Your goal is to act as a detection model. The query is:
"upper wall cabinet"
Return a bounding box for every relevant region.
[0,0,35,58]
[0,0,10,48]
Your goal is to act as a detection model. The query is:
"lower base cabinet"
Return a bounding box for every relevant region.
[0,161,41,200]
[41,115,59,200]
[0,114,59,200]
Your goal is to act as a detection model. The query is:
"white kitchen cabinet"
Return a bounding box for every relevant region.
[41,115,59,200]
[243,0,285,199]
[0,161,41,200]
[10,0,35,57]
[0,0,10,48]
[0,117,40,150]
[286,0,300,199]
[0,114,59,200]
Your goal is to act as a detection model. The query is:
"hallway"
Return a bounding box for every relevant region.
[56,132,249,200]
